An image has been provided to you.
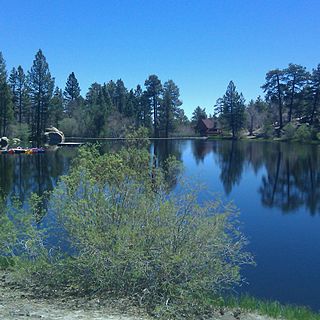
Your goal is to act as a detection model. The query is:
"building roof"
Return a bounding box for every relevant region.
[200,118,215,129]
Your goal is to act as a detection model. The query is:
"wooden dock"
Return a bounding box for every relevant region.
[58,142,84,147]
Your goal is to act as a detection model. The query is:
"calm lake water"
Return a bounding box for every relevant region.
[1,140,320,311]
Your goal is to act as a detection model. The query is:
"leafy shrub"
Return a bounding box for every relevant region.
[261,124,274,139]
[294,124,312,142]
[1,144,253,318]
[58,117,80,136]
[7,123,31,142]
[282,123,296,140]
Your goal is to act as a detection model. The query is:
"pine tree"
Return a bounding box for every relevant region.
[0,52,13,136]
[221,81,246,139]
[9,66,29,124]
[134,85,152,128]
[308,64,320,125]
[262,69,285,130]
[9,67,18,119]
[283,64,308,122]
[115,79,127,114]
[160,80,182,138]
[145,75,162,137]
[64,72,81,116]
[191,106,207,123]
[48,87,64,127]
[28,49,54,145]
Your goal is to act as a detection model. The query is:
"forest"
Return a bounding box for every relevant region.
[0,49,319,143]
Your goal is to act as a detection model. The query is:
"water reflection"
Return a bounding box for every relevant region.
[0,140,319,216]
[153,140,184,191]
[259,143,320,215]
[0,148,77,215]
[191,140,320,215]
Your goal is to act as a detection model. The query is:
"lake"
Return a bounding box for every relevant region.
[1,139,320,311]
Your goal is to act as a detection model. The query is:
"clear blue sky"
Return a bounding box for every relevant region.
[1,0,320,118]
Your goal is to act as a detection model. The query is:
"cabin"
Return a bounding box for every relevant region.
[196,118,222,136]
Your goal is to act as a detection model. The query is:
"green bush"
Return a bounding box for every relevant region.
[261,124,274,139]
[294,124,312,142]
[58,117,80,136]
[1,144,253,318]
[282,123,296,140]
[7,123,31,142]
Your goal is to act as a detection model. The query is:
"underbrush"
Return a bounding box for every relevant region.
[0,136,254,319]
[217,295,320,320]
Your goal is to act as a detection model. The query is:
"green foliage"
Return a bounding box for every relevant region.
[28,49,54,144]
[220,81,246,139]
[145,75,162,137]
[282,123,296,140]
[218,295,320,320]
[7,123,31,142]
[0,196,46,271]
[261,123,274,138]
[0,52,14,136]
[294,124,312,142]
[191,106,207,124]
[2,144,253,318]
[159,80,182,138]
[58,117,80,136]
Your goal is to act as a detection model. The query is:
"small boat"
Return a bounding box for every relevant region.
[0,147,46,155]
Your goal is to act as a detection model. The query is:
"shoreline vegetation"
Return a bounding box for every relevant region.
[1,48,319,318]
[0,50,319,146]
[0,131,254,319]
[0,131,319,319]
[1,269,320,320]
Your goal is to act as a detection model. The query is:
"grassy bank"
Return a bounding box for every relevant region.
[207,134,320,144]
[215,295,320,320]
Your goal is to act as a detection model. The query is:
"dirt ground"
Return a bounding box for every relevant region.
[0,272,274,320]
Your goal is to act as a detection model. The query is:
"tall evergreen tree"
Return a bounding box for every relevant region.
[145,75,162,137]
[134,85,152,128]
[160,80,182,138]
[48,87,64,127]
[85,82,111,137]
[246,96,267,136]
[9,66,29,124]
[0,52,13,136]
[262,69,285,130]
[28,49,54,145]
[221,81,246,139]
[9,67,18,119]
[308,64,320,125]
[16,66,30,124]
[115,79,127,114]
[64,72,81,116]
[191,106,207,123]
[284,64,308,122]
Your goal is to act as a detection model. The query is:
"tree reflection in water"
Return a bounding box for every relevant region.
[0,148,77,220]
[0,140,319,216]
[191,140,320,215]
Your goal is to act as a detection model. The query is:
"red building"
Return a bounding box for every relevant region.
[196,118,222,136]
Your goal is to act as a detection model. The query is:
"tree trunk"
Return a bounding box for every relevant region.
[153,96,158,138]
[249,115,254,136]
[276,74,283,133]
[288,76,296,122]
[310,89,319,125]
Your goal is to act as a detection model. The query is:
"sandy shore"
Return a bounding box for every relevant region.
[0,272,274,320]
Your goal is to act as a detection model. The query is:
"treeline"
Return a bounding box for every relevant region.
[0,49,190,144]
[191,63,320,140]
[1,49,319,142]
